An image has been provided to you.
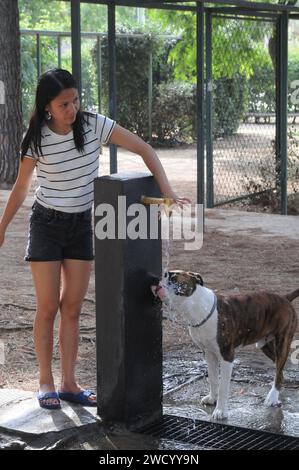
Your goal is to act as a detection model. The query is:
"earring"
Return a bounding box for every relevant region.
[45,111,52,121]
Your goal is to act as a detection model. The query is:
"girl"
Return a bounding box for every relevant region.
[0,68,190,409]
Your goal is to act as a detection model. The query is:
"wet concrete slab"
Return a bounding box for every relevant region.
[0,388,97,434]
[0,378,298,449]
[164,375,299,437]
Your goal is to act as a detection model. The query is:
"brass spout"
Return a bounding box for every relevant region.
[140,195,174,206]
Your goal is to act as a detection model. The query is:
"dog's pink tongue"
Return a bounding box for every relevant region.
[151,285,167,300]
[156,285,167,300]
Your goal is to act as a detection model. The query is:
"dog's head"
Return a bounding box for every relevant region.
[151,270,204,300]
[166,270,204,297]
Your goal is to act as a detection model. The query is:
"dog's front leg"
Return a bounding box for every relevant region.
[212,360,233,420]
[201,350,219,406]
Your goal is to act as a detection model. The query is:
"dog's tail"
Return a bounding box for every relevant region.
[286,289,299,302]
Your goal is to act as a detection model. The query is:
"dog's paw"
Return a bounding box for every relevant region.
[264,388,281,407]
[211,407,228,420]
[201,394,217,406]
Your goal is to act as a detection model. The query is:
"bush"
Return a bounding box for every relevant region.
[21,35,37,128]
[152,82,196,144]
[213,74,248,137]
[246,55,299,115]
[99,29,175,140]
[247,62,275,113]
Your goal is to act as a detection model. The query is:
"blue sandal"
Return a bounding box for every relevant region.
[58,389,97,407]
[37,391,61,410]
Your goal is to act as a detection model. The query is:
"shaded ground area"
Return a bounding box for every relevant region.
[0,146,298,449]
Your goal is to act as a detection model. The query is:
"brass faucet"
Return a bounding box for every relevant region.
[140,195,174,207]
[140,195,174,217]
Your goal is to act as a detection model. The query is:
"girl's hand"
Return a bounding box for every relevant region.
[162,191,192,209]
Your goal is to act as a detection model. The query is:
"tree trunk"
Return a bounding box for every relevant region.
[0,0,22,188]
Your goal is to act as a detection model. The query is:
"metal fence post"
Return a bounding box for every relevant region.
[277,11,288,215]
[71,0,82,97]
[196,2,205,213]
[57,35,62,69]
[148,48,153,144]
[206,11,213,208]
[36,33,41,79]
[108,1,118,173]
[97,35,102,115]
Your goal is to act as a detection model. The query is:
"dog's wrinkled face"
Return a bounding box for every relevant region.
[150,270,203,300]
[166,270,203,297]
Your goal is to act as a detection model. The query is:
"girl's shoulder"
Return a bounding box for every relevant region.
[82,111,99,133]
[82,111,115,141]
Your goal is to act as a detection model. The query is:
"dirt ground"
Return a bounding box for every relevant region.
[0,145,298,397]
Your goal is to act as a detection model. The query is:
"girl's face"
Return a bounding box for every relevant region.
[45,87,80,127]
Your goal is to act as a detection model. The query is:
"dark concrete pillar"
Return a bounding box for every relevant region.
[94,173,162,428]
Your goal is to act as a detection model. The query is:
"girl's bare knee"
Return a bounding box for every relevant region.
[36,303,59,322]
[59,299,82,320]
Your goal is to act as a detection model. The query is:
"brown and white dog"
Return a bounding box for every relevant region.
[151,270,298,420]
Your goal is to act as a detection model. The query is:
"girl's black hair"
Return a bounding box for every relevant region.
[21,68,87,159]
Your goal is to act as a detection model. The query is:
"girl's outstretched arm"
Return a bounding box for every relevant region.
[108,124,191,207]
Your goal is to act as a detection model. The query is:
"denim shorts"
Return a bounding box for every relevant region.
[24,201,94,262]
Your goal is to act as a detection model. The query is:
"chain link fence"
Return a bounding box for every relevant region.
[207,12,299,212]
[208,14,278,207]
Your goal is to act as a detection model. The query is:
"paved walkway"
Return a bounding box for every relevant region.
[206,208,299,241]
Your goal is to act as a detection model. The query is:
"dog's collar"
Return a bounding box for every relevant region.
[189,293,217,328]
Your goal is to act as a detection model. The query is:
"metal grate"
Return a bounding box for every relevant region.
[139,415,299,450]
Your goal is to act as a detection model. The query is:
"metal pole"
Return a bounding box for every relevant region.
[97,35,102,114]
[206,12,213,208]
[148,49,153,144]
[57,35,62,68]
[36,33,41,79]
[108,1,118,173]
[71,0,82,97]
[196,2,205,209]
[277,12,288,215]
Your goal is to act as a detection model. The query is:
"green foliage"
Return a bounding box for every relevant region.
[98,29,175,139]
[147,9,272,137]
[19,0,141,33]
[21,35,37,124]
[212,18,270,80]
[246,53,299,115]
[81,41,98,112]
[247,59,275,113]
[152,82,196,143]
[19,1,150,125]
[148,9,271,83]
[19,0,71,30]
[213,75,249,137]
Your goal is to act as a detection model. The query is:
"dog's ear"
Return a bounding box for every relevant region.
[188,271,204,286]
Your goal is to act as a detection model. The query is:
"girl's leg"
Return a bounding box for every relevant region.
[30,261,61,404]
[58,259,95,402]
